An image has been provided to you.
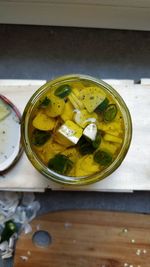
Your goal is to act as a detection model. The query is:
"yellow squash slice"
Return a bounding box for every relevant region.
[45,94,65,117]
[75,155,100,176]
[79,86,106,113]
[32,111,55,131]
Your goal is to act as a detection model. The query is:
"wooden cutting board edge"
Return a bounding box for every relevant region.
[14,210,150,267]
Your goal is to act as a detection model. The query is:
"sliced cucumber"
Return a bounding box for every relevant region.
[92,131,101,149]
[55,84,72,98]
[104,104,117,122]
[32,129,51,146]
[39,96,51,108]
[48,154,73,175]
[94,150,112,166]
[1,220,17,242]
[96,97,109,112]
[78,136,96,155]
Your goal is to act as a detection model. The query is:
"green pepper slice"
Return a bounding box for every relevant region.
[32,129,51,146]
[78,136,96,155]
[1,220,17,243]
[39,96,51,108]
[94,150,112,166]
[54,84,72,98]
[48,154,73,175]
[96,98,109,112]
[103,104,117,122]
[92,131,102,149]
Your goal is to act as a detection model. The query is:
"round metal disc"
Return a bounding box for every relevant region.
[0,94,23,173]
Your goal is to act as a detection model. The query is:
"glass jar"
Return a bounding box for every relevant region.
[21,74,132,185]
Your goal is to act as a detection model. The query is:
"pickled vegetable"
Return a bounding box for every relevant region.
[32,112,55,131]
[75,155,100,176]
[55,84,72,98]
[77,136,96,155]
[1,220,17,243]
[32,129,51,146]
[45,94,65,117]
[30,79,125,177]
[39,96,51,108]
[79,86,106,113]
[94,150,112,166]
[61,101,74,121]
[92,130,102,149]
[104,104,117,122]
[74,109,98,128]
[48,154,73,175]
[96,97,109,112]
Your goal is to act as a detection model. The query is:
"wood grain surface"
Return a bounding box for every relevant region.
[14,210,150,267]
[1,79,150,192]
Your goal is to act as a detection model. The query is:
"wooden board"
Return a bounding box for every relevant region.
[1,1,150,31]
[14,210,150,267]
[0,79,150,192]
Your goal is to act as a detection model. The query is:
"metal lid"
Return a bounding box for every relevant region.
[0,94,23,173]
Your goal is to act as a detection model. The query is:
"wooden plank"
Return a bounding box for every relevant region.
[5,1,150,8]
[140,79,150,85]
[0,1,150,30]
[0,79,150,192]
[0,81,48,192]
[14,210,150,267]
[0,79,46,86]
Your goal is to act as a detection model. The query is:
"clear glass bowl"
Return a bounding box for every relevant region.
[21,74,132,185]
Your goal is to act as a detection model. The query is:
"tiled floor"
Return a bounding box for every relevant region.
[1,24,150,267]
